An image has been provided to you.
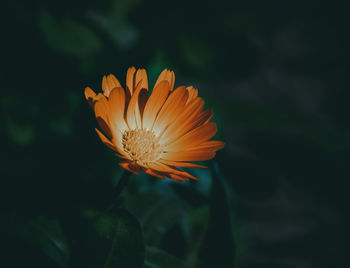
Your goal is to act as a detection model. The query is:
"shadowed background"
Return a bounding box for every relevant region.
[1,0,348,267]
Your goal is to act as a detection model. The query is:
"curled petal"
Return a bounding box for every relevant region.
[126,66,136,96]
[154,69,175,91]
[186,86,198,104]
[135,68,148,91]
[102,74,121,97]
[85,87,105,108]
[126,67,148,96]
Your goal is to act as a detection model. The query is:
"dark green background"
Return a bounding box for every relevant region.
[1,0,348,267]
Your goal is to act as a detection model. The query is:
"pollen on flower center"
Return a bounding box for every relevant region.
[122,129,163,165]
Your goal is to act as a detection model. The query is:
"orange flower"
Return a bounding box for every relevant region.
[85,67,224,181]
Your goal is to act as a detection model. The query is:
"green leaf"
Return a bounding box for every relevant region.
[93,209,145,268]
[6,117,36,146]
[180,206,209,266]
[125,191,189,247]
[144,247,186,268]
[87,0,140,49]
[39,10,102,60]
[244,263,295,268]
[178,35,212,73]
[196,162,236,268]
[0,215,70,268]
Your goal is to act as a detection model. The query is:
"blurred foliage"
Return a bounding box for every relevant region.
[0,215,70,267]
[196,163,236,268]
[144,247,186,268]
[1,0,348,267]
[93,210,145,267]
[39,10,102,61]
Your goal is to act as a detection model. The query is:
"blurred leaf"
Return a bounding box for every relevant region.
[178,35,212,73]
[144,246,186,268]
[1,215,70,268]
[244,263,295,268]
[49,116,73,136]
[171,182,207,207]
[180,206,209,266]
[93,209,145,268]
[208,96,350,153]
[126,192,189,247]
[87,13,138,49]
[39,10,102,59]
[181,206,209,244]
[196,162,236,268]
[23,217,70,267]
[6,118,36,146]
[225,8,260,39]
[87,0,140,49]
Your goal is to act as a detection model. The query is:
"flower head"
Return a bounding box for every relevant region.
[85,67,224,181]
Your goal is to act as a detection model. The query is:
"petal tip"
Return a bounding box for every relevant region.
[84,87,96,99]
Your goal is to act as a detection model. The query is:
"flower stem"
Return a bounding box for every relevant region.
[113,169,132,200]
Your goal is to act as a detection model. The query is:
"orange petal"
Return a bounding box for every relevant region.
[186,108,213,131]
[135,68,148,91]
[154,69,175,91]
[159,159,207,168]
[85,86,96,99]
[166,109,213,143]
[114,152,129,160]
[138,89,148,119]
[108,87,128,133]
[119,161,140,174]
[126,66,136,96]
[126,67,148,97]
[95,128,115,150]
[94,95,113,138]
[160,97,204,145]
[152,86,189,136]
[200,109,214,126]
[161,150,216,162]
[126,82,145,129]
[102,74,122,97]
[85,87,98,108]
[167,174,189,181]
[186,86,198,104]
[187,140,225,151]
[166,122,217,151]
[143,167,166,179]
[142,80,170,130]
[149,162,200,181]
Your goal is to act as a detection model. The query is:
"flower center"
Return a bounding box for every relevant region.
[122,129,163,166]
